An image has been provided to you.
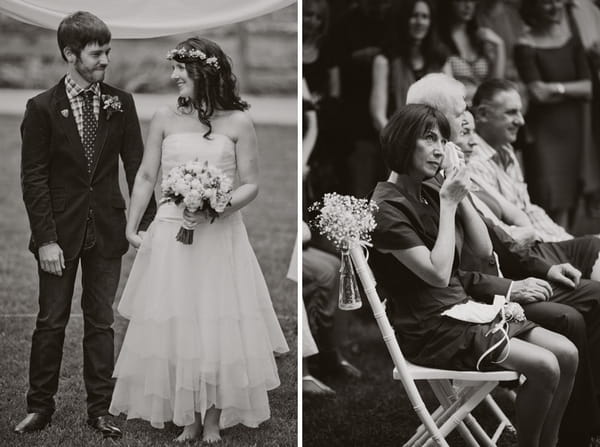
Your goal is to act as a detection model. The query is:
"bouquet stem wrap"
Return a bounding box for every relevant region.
[176,215,199,245]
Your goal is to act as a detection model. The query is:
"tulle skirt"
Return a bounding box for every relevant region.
[109,204,289,429]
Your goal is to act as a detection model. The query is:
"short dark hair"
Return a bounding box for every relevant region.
[57,11,111,62]
[380,103,450,174]
[472,78,518,107]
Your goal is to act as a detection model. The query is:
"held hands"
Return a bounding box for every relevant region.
[126,230,146,249]
[38,242,65,276]
[510,277,553,303]
[530,81,562,103]
[547,263,582,289]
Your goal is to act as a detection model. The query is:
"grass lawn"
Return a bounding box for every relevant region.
[302,313,519,447]
[0,114,298,446]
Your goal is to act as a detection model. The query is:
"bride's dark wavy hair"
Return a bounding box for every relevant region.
[171,37,249,138]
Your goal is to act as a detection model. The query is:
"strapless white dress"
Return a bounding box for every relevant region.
[109,132,289,429]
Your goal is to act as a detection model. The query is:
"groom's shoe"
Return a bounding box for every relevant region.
[14,413,52,434]
[87,415,122,439]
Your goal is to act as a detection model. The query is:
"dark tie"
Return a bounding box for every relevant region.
[81,90,97,175]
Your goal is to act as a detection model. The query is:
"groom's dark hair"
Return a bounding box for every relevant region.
[57,11,111,62]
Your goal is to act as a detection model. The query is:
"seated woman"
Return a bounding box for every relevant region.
[369,103,577,446]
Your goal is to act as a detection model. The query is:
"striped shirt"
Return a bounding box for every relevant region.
[65,73,101,142]
[467,137,573,242]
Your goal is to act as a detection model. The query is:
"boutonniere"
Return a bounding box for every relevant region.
[60,109,69,118]
[101,94,123,120]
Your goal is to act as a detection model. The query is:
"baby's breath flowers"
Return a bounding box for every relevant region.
[309,193,378,250]
[166,48,220,70]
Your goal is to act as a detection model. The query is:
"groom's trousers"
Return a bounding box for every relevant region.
[27,239,121,418]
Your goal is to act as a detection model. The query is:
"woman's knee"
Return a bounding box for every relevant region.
[550,335,579,377]
[525,350,561,392]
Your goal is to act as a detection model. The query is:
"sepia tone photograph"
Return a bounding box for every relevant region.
[302,0,600,446]
[0,1,298,446]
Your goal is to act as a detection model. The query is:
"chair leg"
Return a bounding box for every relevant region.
[484,394,516,440]
[429,380,479,447]
[436,382,499,439]
[405,405,445,447]
[400,380,450,447]
[413,390,477,447]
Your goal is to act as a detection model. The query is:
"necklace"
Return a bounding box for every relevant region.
[419,194,429,205]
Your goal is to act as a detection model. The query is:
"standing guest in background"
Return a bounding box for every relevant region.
[477,0,527,84]
[568,0,600,219]
[329,0,393,198]
[303,0,345,201]
[438,0,506,102]
[515,0,600,229]
[370,0,451,133]
[16,11,156,438]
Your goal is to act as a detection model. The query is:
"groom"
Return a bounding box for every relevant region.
[16,11,156,438]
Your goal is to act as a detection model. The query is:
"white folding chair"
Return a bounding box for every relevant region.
[349,245,519,447]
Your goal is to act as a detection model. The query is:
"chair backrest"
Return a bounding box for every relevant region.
[349,245,428,398]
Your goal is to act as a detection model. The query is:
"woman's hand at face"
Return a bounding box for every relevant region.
[441,142,465,171]
[440,166,472,205]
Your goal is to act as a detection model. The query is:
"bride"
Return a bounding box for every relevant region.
[108,36,289,443]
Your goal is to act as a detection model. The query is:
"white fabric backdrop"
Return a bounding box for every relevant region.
[0,0,296,38]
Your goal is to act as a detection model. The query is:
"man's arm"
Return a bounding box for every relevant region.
[21,98,65,276]
[119,93,156,231]
[21,98,56,246]
[457,269,512,304]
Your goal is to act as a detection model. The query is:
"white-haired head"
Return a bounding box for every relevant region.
[406,73,467,140]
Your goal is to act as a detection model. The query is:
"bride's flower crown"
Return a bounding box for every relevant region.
[166,48,220,70]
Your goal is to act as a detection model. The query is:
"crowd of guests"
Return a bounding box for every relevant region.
[303,0,600,228]
[303,1,600,446]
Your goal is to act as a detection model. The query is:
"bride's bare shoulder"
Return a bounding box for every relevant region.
[213,110,254,141]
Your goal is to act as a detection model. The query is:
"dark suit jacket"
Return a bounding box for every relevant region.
[21,77,156,261]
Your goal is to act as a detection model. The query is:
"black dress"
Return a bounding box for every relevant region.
[515,37,600,210]
[369,177,535,371]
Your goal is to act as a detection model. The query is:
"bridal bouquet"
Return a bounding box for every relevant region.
[161,160,233,244]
